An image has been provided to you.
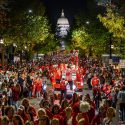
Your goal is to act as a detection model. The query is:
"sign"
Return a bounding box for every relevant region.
[62,73,66,79]
[72,73,76,81]
[109,59,112,65]
[112,57,120,63]
[119,60,125,68]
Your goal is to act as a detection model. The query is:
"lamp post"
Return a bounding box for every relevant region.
[0,39,4,67]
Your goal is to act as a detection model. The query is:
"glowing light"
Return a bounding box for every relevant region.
[81,82,83,86]
[13,43,17,47]
[24,46,27,49]
[86,21,90,24]
[43,84,47,91]
[111,45,114,49]
[73,85,76,90]
[28,9,32,13]
[0,39,4,44]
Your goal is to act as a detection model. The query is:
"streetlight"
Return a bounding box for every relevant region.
[86,21,89,24]
[0,39,4,67]
[0,39,4,44]
[13,43,17,47]
[111,45,114,49]
[28,9,32,13]
[24,46,27,49]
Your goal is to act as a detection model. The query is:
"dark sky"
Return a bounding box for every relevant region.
[43,0,87,27]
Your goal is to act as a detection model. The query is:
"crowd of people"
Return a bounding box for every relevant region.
[0,52,125,125]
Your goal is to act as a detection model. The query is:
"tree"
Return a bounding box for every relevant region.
[98,6,125,58]
[33,34,58,54]
[0,0,10,37]
[1,0,56,63]
[98,6,125,39]
[71,13,109,57]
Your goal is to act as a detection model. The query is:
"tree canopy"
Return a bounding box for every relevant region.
[98,6,125,39]
[98,4,125,58]
[71,12,109,57]
[0,0,57,55]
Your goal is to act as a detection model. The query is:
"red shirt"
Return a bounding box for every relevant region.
[91,76,100,86]
[60,80,66,90]
[55,70,61,80]
[66,68,72,81]
[76,72,82,82]
[50,75,56,84]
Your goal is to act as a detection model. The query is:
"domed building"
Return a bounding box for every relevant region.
[56,10,70,38]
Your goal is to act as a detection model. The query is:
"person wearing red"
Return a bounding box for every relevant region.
[12,83,21,110]
[76,70,83,89]
[60,99,69,113]
[22,98,37,123]
[91,74,101,110]
[34,108,46,125]
[51,104,64,125]
[60,99,69,120]
[50,72,56,89]
[42,100,53,119]
[83,94,95,123]
[74,50,79,66]
[4,106,14,125]
[72,101,80,125]
[78,101,90,125]
[36,77,42,98]
[64,107,74,125]
[84,94,96,109]
[17,105,29,124]
[92,86,101,110]
[91,106,105,125]
[60,78,67,103]
[76,70,82,83]
[59,63,65,71]
[91,74,100,87]
[69,93,80,108]
[55,69,61,84]
[66,66,73,90]
[69,93,80,124]
[32,77,37,97]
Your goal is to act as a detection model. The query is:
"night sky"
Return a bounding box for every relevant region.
[43,0,87,27]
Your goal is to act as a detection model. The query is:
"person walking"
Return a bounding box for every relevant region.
[117,85,125,123]
[60,78,67,103]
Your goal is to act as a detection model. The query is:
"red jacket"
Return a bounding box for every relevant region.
[36,80,42,92]
[60,80,66,90]
[91,76,100,86]
[12,86,20,101]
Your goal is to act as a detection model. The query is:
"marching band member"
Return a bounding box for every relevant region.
[60,78,67,103]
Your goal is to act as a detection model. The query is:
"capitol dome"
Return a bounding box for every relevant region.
[57,10,69,25]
